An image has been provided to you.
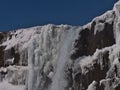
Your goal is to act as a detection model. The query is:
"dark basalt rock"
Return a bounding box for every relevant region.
[0,32,21,67]
[0,46,6,67]
[71,21,115,60]
[0,32,10,67]
[0,32,8,44]
[115,84,120,90]
[11,47,20,65]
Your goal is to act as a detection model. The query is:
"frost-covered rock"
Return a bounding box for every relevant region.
[0,1,120,90]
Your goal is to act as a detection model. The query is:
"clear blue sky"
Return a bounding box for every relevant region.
[0,0,118,31]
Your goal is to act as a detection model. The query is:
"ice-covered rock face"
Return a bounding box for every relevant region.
[0,1,120,90]
[0,24,81,90]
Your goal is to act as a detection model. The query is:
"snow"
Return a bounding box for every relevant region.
[0,66,27,90]
[94,23,105,35]
[0,81,25,90]
[1,24,72,51]
[48,71,54,79]
[1,28,36,50]
[113,0,120,43]
[6,58,14,65]
[0,1,120,89]
[7,65,28,71]
[87,81,97,90]
[79,45,116,74]
[82,22,91,30]
[109,44,120,64]
[113,58,120,65]
[0,67,7,73]
[99,78,111,86]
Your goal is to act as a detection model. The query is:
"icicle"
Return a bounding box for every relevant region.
[27,39,35,90]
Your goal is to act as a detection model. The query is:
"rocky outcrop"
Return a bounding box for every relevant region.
[71,11,116,59]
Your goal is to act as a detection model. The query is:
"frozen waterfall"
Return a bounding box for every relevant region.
[50,28,79,90]
[25,25,80,90]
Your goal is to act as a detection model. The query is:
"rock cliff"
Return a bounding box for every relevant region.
[0,1,120,90]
